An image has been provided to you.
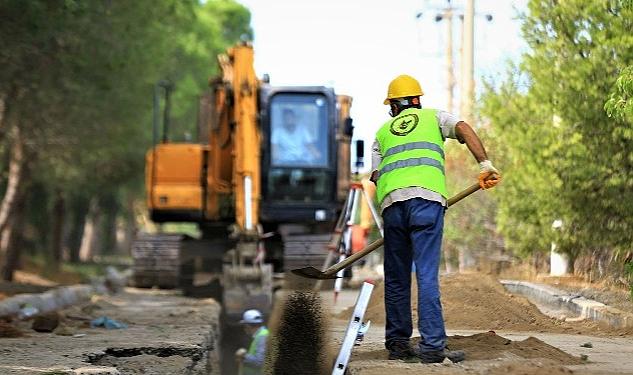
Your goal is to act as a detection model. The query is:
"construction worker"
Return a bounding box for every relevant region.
[235,309,269,375]
[370,74,500,363]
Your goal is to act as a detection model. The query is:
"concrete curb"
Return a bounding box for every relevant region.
[500,279,633,329]
[0,282,108,319]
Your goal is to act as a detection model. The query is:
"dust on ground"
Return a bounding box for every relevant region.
[338,272,630,336]
[485,361,576,375]
[349,361,577,375]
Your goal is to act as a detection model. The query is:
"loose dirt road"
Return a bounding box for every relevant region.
[328,273,633,375]
[3,272,632,374]
[0,288,221,374]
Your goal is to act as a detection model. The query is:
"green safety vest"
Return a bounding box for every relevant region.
[243,326,269,375]
[375,108,447,204]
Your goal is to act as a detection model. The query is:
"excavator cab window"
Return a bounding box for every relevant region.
[265,92,333,203]
[270,94,328,167]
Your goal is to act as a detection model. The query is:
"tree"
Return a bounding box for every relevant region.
[480,0,633,274]
[606,66,633,123]
[0,0,252,279]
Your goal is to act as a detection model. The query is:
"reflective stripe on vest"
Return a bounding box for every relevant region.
[383,141,445,159]
[374,156,444,180]
[375,108,447,204]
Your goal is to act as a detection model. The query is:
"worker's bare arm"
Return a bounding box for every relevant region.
[455,121,488,163]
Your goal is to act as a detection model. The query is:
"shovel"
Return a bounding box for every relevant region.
[291,181,483,280]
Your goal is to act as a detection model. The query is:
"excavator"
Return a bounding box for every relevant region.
[132,42,354,321]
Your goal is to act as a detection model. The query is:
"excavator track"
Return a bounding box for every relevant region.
[131,233,185,289]
[283,233,331,271]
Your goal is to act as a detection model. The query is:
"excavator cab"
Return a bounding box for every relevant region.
[260,86,342,224]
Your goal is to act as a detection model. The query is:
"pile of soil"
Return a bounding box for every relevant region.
[447,332,582,364]
[339,272,613,334]
[353,331,583,366]
[442,273,572,332]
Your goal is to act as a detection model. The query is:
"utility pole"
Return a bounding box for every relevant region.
[418,0,490,119]
[461,0,475,124]
[444,6,455,114]
[429,1,457,114]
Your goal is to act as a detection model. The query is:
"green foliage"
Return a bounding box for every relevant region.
[605,66,633,122]
[165,0,253,141]
[480,0,633,260]
[443,139,503,268]
[0,0,252,259]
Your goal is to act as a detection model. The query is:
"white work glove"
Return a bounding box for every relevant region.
[235,348,247,361]
[478,160,501,189]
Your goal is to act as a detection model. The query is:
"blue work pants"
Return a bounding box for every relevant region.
[382,198,447,352]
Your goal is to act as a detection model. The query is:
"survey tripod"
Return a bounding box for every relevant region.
[315,141,384,298]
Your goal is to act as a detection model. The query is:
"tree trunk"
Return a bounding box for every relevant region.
[78,199,100,262]
[67,196,89,263]
[99,194,118,256]
[50,191,65,269]
[118,194,136,255]
[0,125,24,235]
[0,93,6,131]
[458,246,466,273]
[458,245,475,273]
[443,245,456,273]
[0,194,26,281]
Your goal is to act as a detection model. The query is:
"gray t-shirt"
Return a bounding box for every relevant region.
[372,109,461,213]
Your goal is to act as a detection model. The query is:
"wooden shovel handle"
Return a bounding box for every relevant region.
[322,182,482,277]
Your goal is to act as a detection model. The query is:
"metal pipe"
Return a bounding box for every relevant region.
[244,176,253,230]
[153,84,160,146]
[445,7,455,113]
[162,85,172,143]
[462,0,475,123]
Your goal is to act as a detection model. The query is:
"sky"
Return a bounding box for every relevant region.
[236,0,529,167]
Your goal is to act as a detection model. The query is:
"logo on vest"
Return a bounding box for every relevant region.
[389,113,418,136]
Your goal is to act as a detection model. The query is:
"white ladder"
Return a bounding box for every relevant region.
[332,281,374,375]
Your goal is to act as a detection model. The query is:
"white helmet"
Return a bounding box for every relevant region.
[240,309,263,324]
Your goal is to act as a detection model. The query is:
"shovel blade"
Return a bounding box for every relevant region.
[291,266,339,280]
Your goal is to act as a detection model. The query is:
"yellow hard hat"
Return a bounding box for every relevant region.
[383,74,424,104]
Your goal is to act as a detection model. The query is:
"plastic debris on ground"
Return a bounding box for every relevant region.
[18,304,39,319]
[90,316,128,329]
